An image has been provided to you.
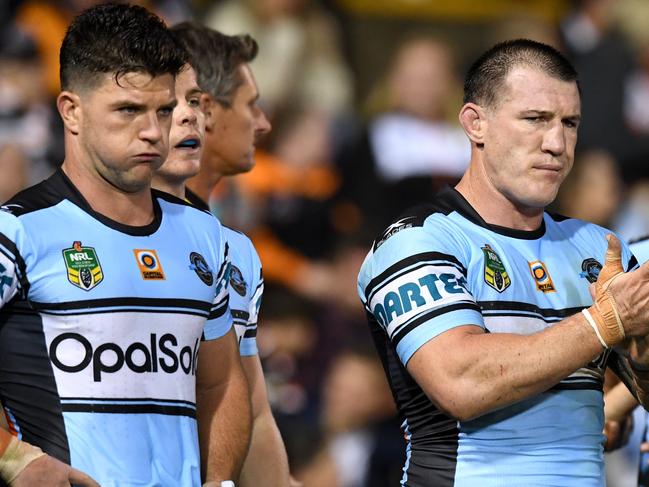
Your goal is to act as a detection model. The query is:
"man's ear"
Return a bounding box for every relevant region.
[459,102,487,148]
[57,91,82,135]
[201,94,217,132]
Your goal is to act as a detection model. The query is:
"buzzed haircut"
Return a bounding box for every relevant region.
[60,3,186,91]
[171,22,258,107]
[463,39,579,108]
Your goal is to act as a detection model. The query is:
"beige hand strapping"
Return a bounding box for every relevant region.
[582,234,626,348]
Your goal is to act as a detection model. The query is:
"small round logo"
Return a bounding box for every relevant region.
[581,258,602,284]
[229,265,247,296]
[139,252,158,269]
[189,252,214,286]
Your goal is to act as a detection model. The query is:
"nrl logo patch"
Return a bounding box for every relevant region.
[189,252,214,286]
[482,244,511,293]
[580,258,602,283]
[528,260,555,293]
[229,265,247,296]
[62,241,103,291]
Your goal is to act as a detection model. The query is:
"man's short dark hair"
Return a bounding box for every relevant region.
[171,22,258,107]
[60,3,186,91]
[463,39,579,108]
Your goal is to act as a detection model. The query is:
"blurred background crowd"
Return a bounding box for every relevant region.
[2,0,649,485]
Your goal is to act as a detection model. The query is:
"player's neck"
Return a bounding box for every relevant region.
[456,167,544,231]
[151,176,185,200]
[62,159,156,227]
[186,168,222,203]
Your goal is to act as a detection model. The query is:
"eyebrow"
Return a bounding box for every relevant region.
[186,88,203,97]
[522,109,581,121]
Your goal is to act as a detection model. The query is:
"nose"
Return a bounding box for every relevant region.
[255,109,271,136]
[176,101,197,126]
[541,120,566,156]
[139,112,163,145]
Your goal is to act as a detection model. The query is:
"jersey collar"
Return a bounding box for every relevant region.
[436,186,546,240]
[54,169,163,236]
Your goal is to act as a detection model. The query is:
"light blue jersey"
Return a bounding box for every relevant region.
[358,186,636,487]
[0,170,232,486]
[184,189,263,357]
[222,227,263,357]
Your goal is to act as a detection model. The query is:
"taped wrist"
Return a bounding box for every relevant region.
[0,436,45,483]
[584,274,625,348]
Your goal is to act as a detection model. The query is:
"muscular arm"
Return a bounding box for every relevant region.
[239,356,290,487]
[196,329,252,483]
[408,314,603,421]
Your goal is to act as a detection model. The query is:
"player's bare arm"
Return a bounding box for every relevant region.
[408,235,649,421]
[196,328,252,483]
[239,356,291,487]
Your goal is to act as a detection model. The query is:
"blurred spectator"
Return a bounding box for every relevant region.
[0,145,30,203]
[205,0,353,118]
[294,347,402,487]
[16,0,193,97]
[337,36,469,237]
[213,106,355,301]
[560,0,638,176]
[0,24,62,191]
[553,150,623,227]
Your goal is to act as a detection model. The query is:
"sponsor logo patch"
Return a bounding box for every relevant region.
[580,258,602,283]
[528,260,555,292]
[62,241,103,291]
[133,249,165,280]
[375,217,416,249]
[370,268,470,328]
[482,244,511,293]
[189,252,214,286]
[229,265,247,296]
[49,332,199,382]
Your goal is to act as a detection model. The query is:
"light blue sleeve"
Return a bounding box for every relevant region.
[238,245,262,357]
[0,210,29,306]
[203,219,233,341]
[358,221,484,366]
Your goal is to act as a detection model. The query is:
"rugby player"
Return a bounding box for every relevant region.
[151,24,292,486]
[358,39,649,486]
[0,4,249,486]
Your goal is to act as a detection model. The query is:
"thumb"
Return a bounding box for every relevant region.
[68,467,101,487]
[598,233,624,286]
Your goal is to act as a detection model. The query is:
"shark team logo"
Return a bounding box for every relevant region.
[580,258,602,283]
[482,244,511,293]
[62,241,104,291]
[229,265,247,296]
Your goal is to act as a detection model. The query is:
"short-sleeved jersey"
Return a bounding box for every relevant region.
[358,187,636,487]
[184,189,263,356]
[630,235,649,264]
[0,170,232,486]
[222,227,263,356]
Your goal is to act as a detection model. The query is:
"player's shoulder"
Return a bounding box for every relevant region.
[545,212,616,245]
[372,188,466,252]
[2,170,68,218]
[222,225,261,274]
[222,225,254,249]
[154,189,223,229]
[629,234,649,264]
[359,187,471,290]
